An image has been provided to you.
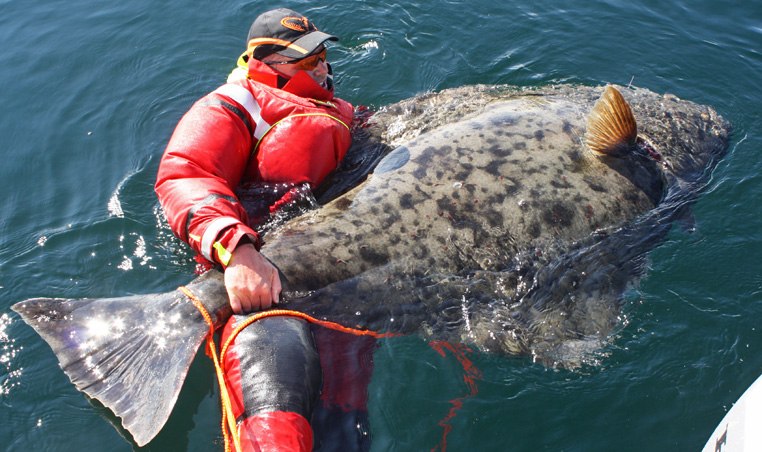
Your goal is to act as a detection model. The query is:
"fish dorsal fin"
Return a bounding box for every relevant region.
[586,86,638,156]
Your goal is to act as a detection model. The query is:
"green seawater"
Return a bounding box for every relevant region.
[1,0,760,451]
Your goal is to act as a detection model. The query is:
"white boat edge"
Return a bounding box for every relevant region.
[702,372,762,452]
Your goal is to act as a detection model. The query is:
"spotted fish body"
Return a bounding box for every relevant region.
[268,84,729,358]
[278,89,660,286]
[12,84,731,446]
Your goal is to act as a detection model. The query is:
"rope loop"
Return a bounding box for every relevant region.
[179,286,241,452]
[179,286,401,451]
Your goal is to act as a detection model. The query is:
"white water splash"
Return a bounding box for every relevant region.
[0,313,23,397]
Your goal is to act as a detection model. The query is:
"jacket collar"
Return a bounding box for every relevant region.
[246,57,335,102]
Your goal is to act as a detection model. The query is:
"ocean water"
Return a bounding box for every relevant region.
[1,0,761,451]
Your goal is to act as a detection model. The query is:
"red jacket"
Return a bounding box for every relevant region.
[155,58,354,267]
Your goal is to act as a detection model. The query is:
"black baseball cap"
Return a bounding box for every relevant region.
[247,8,337,61]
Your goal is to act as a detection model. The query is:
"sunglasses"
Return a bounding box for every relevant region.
[266,47,327,71]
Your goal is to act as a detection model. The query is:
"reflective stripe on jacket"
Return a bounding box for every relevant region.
[155,58,353,266]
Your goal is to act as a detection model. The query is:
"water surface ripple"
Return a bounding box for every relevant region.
[1,0,760,451]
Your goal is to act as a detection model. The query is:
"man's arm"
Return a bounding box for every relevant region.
[156,88,280,312]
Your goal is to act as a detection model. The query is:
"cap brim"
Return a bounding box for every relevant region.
[277,31,338,59]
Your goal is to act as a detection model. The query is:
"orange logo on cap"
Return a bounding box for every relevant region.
[281,16,316,32]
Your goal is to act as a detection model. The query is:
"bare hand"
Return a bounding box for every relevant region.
[224,243,282,314]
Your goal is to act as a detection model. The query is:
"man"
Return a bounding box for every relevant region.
[156,8,370,452]
[157,8,353,314]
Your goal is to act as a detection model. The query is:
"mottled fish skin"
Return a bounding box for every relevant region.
[275,90,658,285]
[265,84,730,363]
[11,84,731,446]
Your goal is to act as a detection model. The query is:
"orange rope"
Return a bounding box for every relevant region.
[179,286,402,452]
[428,341,482,452]
[179,286,241,452]
[220,308,400,366]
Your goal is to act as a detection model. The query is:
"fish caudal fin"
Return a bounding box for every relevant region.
[586,85,638,156]
[12,289,209,446]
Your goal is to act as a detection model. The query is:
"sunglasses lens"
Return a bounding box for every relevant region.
[265,48,327,70]
[297,48,327,70]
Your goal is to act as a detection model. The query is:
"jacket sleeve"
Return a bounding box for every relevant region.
[155,87,261,267]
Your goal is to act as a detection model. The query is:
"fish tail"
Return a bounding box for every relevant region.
[12,288,209,446]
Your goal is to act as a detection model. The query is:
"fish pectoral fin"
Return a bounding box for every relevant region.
[585,86,638,157]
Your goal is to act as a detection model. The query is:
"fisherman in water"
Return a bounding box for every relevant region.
[156,8,372,451]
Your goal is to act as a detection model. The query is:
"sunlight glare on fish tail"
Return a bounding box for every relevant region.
[150,318,167,335]
[84,354,104,379]
[145,313,179,349]
[86,318,111,338]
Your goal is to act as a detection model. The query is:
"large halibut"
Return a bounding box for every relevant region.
[12,84,732,445]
